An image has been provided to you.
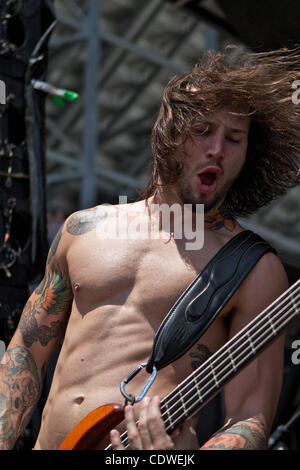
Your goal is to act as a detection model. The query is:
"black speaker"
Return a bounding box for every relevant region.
[0,0,56,342]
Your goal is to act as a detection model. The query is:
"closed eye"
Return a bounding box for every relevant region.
[192,128,210,138]
[227,137,240,144]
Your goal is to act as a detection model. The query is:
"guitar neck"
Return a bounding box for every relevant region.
[159,279,300,433]
[107,280,300,449]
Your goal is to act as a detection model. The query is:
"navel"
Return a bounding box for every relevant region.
[74,396,84,405]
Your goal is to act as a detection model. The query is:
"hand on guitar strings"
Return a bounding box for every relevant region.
[110,395,176,450]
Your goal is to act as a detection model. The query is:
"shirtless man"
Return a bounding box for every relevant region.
[0,46,299,450]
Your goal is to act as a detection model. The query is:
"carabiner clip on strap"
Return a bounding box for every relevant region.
[120,363,157,406]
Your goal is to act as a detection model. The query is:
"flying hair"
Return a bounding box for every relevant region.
[141,45,300,217]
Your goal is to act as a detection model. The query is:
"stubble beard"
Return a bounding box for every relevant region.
[176,175,236,214]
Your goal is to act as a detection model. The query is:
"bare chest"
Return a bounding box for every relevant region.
[69,235,216,310]
[66,235,230,327]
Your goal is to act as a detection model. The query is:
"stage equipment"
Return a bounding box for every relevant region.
[0,0,56,342]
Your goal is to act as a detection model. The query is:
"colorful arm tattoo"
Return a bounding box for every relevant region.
[0,227,73,449]
[19,267,72,348]
[200,416,267,450]
[0,346,42,449]
[18,224,73,348]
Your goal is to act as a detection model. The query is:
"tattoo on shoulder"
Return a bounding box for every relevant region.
[66,207,106,235]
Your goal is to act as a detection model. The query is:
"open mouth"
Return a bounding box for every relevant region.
[196,166,222,194]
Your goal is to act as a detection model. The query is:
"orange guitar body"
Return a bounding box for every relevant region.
[58,404,124,450]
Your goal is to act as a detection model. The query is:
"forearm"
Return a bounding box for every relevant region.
[0,345,42,450]
[200,416,268,450]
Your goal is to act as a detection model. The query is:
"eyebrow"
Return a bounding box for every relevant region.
[205,120,248,134]
[229,127,248,134]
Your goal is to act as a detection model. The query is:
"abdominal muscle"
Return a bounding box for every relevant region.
[33,303,204,450]
[33,226,232,450]
[34,296,226,450]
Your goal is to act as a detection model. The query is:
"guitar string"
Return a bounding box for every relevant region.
[160,288,300,431]
[110,283,300,449]
[107,282,299,449]
[163,306,299,432]
[165,306,299,432]
[160,282,300,413]
[108,300,298,450]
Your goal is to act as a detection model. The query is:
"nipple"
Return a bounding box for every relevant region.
[73,282,80,292]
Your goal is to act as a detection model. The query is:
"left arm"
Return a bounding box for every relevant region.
[201,252,289,449]
[200,416,267,450]
[110,253,289,450]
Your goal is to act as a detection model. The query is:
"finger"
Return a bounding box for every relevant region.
[110,429,125,450]
[147,396,175,450]
[137,397,153,449]
[125,405,143,450]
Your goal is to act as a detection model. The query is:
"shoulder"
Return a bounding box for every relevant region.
[242,250,289,296]
[65,206,108,236]
[231,249,289,332]
[65,200,147,237]
[46,206,107,267]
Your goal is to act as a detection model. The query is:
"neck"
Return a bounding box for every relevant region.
[204,200,236,232]
[146,190,236,233]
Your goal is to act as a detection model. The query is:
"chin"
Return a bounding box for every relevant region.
[177,179,225,211]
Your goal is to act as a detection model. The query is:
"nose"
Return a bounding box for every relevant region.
[206,131,224,160]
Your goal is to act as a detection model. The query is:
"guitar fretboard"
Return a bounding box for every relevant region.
[106,279,300,449]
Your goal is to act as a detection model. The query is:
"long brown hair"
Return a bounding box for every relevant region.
[141,46,300,217]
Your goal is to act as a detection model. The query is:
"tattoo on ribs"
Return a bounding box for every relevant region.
[18,267,72,347]
[66,207,106,235]
[189,344,212,370]
[0,346,41,449]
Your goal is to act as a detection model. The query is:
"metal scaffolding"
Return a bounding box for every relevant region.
[45,0,219,206]
[44,0,300,264]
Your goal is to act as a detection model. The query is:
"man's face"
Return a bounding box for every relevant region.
[174,109,250,213]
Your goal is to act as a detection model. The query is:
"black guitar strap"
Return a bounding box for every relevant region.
[145,230,276,374]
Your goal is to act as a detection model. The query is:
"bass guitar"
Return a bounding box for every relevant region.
[58,279,300,450]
